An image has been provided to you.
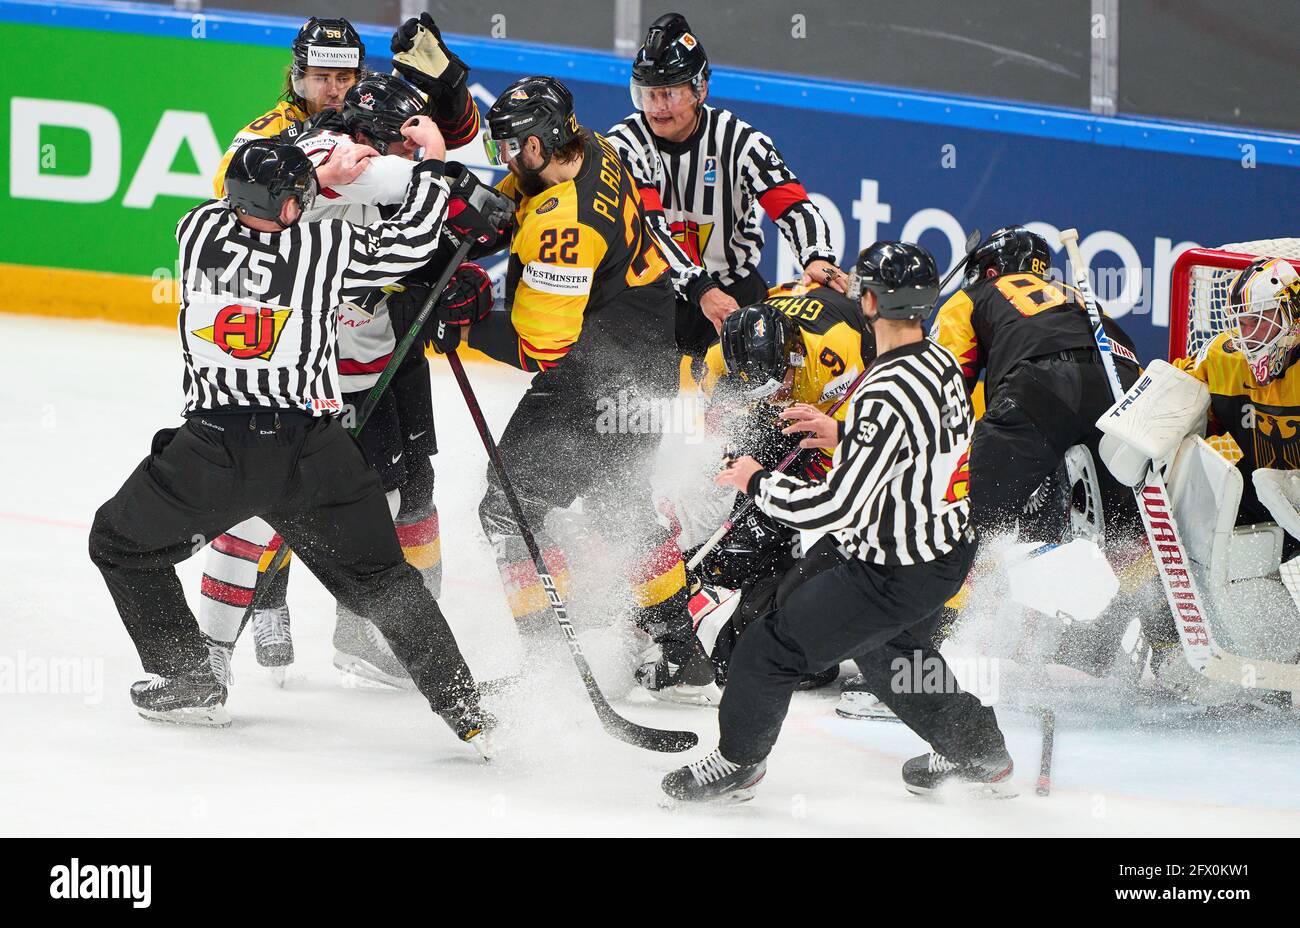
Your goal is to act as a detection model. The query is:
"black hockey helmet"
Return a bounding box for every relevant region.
[721,302,796,398]
[342,73,427,146]
[291,17,365,75]
[484,76,579,165]
[632,13,710,89]
[225,139,317,225]
[848,241,940,321]
[965,226,1051,285]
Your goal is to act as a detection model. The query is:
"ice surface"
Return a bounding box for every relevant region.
[2,314,1298,837]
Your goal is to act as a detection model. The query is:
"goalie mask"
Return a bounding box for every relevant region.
[1227,256,1300,386]
[720,303,799,400]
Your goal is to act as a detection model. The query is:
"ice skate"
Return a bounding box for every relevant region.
[902,749,1016,798]
[131,670,231,728]
[835,673,899,720]
[333,605,416,690]
[252,604,293,686]
[661,748,766,804]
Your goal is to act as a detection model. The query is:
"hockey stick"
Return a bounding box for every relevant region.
[234,238,475,632]
[688,230,983,572]
[1061,228,1300,695]
[443,348,699,753]
[1036,708,1055,796]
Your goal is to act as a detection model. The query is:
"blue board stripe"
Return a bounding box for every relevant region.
[3,0,1298,166]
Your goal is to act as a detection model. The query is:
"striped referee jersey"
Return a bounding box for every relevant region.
[174,162,448,416]
[752,338,974,566]
[605,105,835,302]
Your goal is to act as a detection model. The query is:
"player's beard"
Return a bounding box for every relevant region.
[512,152,553,197]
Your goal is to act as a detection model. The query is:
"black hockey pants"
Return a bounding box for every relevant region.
[89,412,475,711]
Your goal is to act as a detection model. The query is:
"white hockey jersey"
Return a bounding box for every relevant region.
[296,130,417,393]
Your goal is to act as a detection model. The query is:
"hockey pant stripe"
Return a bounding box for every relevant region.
[501,547,570,621]
[395,508,440,571]
[629,537,688,609]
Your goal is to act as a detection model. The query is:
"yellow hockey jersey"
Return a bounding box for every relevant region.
[211,100,308,198]
[481,132,670,370]
[1174,333,1300,474]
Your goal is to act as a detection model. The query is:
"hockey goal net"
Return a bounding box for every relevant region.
[1169,239,1300,464]
[1169,238,1300,362]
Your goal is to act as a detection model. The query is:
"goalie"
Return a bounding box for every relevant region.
[1099,256,1300,704]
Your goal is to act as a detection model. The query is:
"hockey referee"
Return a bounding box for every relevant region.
[606,13,841,355]
[88,119,501,754]
[662,241,1014,803]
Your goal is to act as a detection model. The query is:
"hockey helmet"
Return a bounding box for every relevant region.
[720,302,797,399]
[630,13,710,110]
[343,73,428,146]
[848,241,940,321]
[225,140,317,225]
[484,76,579,165]
[965,226,1052,285]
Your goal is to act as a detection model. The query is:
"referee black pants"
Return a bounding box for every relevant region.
[718,535,1008,766]
[88,412,476,712]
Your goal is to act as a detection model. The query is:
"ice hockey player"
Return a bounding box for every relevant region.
[933,226,1143,544]
[1103,256,1300,703]
[212,15,480,197]
[419,76,716,696]
[198,74,450,690]
[659,283,872,698]
[88,123,495,755]
[661,241,1013,803]
[606,13,840,355]
[200,13,482,676]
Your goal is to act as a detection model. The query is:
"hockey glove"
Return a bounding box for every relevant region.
[443,163,516,256]
[435,263,493,326]
[391,13,469,103]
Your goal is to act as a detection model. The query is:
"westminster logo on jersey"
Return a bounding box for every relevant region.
[192,304,292,361]
[669,219,714,266]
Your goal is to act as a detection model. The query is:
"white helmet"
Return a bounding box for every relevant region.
[1227,257,1300,385]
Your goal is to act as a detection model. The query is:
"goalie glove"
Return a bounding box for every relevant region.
[1096,359,1210,487]
[391,13,469,103]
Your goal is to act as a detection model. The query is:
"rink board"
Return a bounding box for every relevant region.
[2,0,1299,362]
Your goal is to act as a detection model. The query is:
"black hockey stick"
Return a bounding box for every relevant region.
[443,348,699,754]
[234,238,475,634]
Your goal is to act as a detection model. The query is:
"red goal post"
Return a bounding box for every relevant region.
[1168,239,1300,362]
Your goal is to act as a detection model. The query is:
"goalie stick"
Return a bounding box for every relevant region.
[1060,228,1300,696]
[443,347,699,754]
[688,230,984,572]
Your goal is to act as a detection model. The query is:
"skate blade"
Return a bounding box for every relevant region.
[270,667,287,688]
[658,786,757,810]
[333,652,417,691]
[137,704,232,729]
[835,706,901,722]
[905,780,1020,800]
[466,729,495,763]
[646,682,723,708]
